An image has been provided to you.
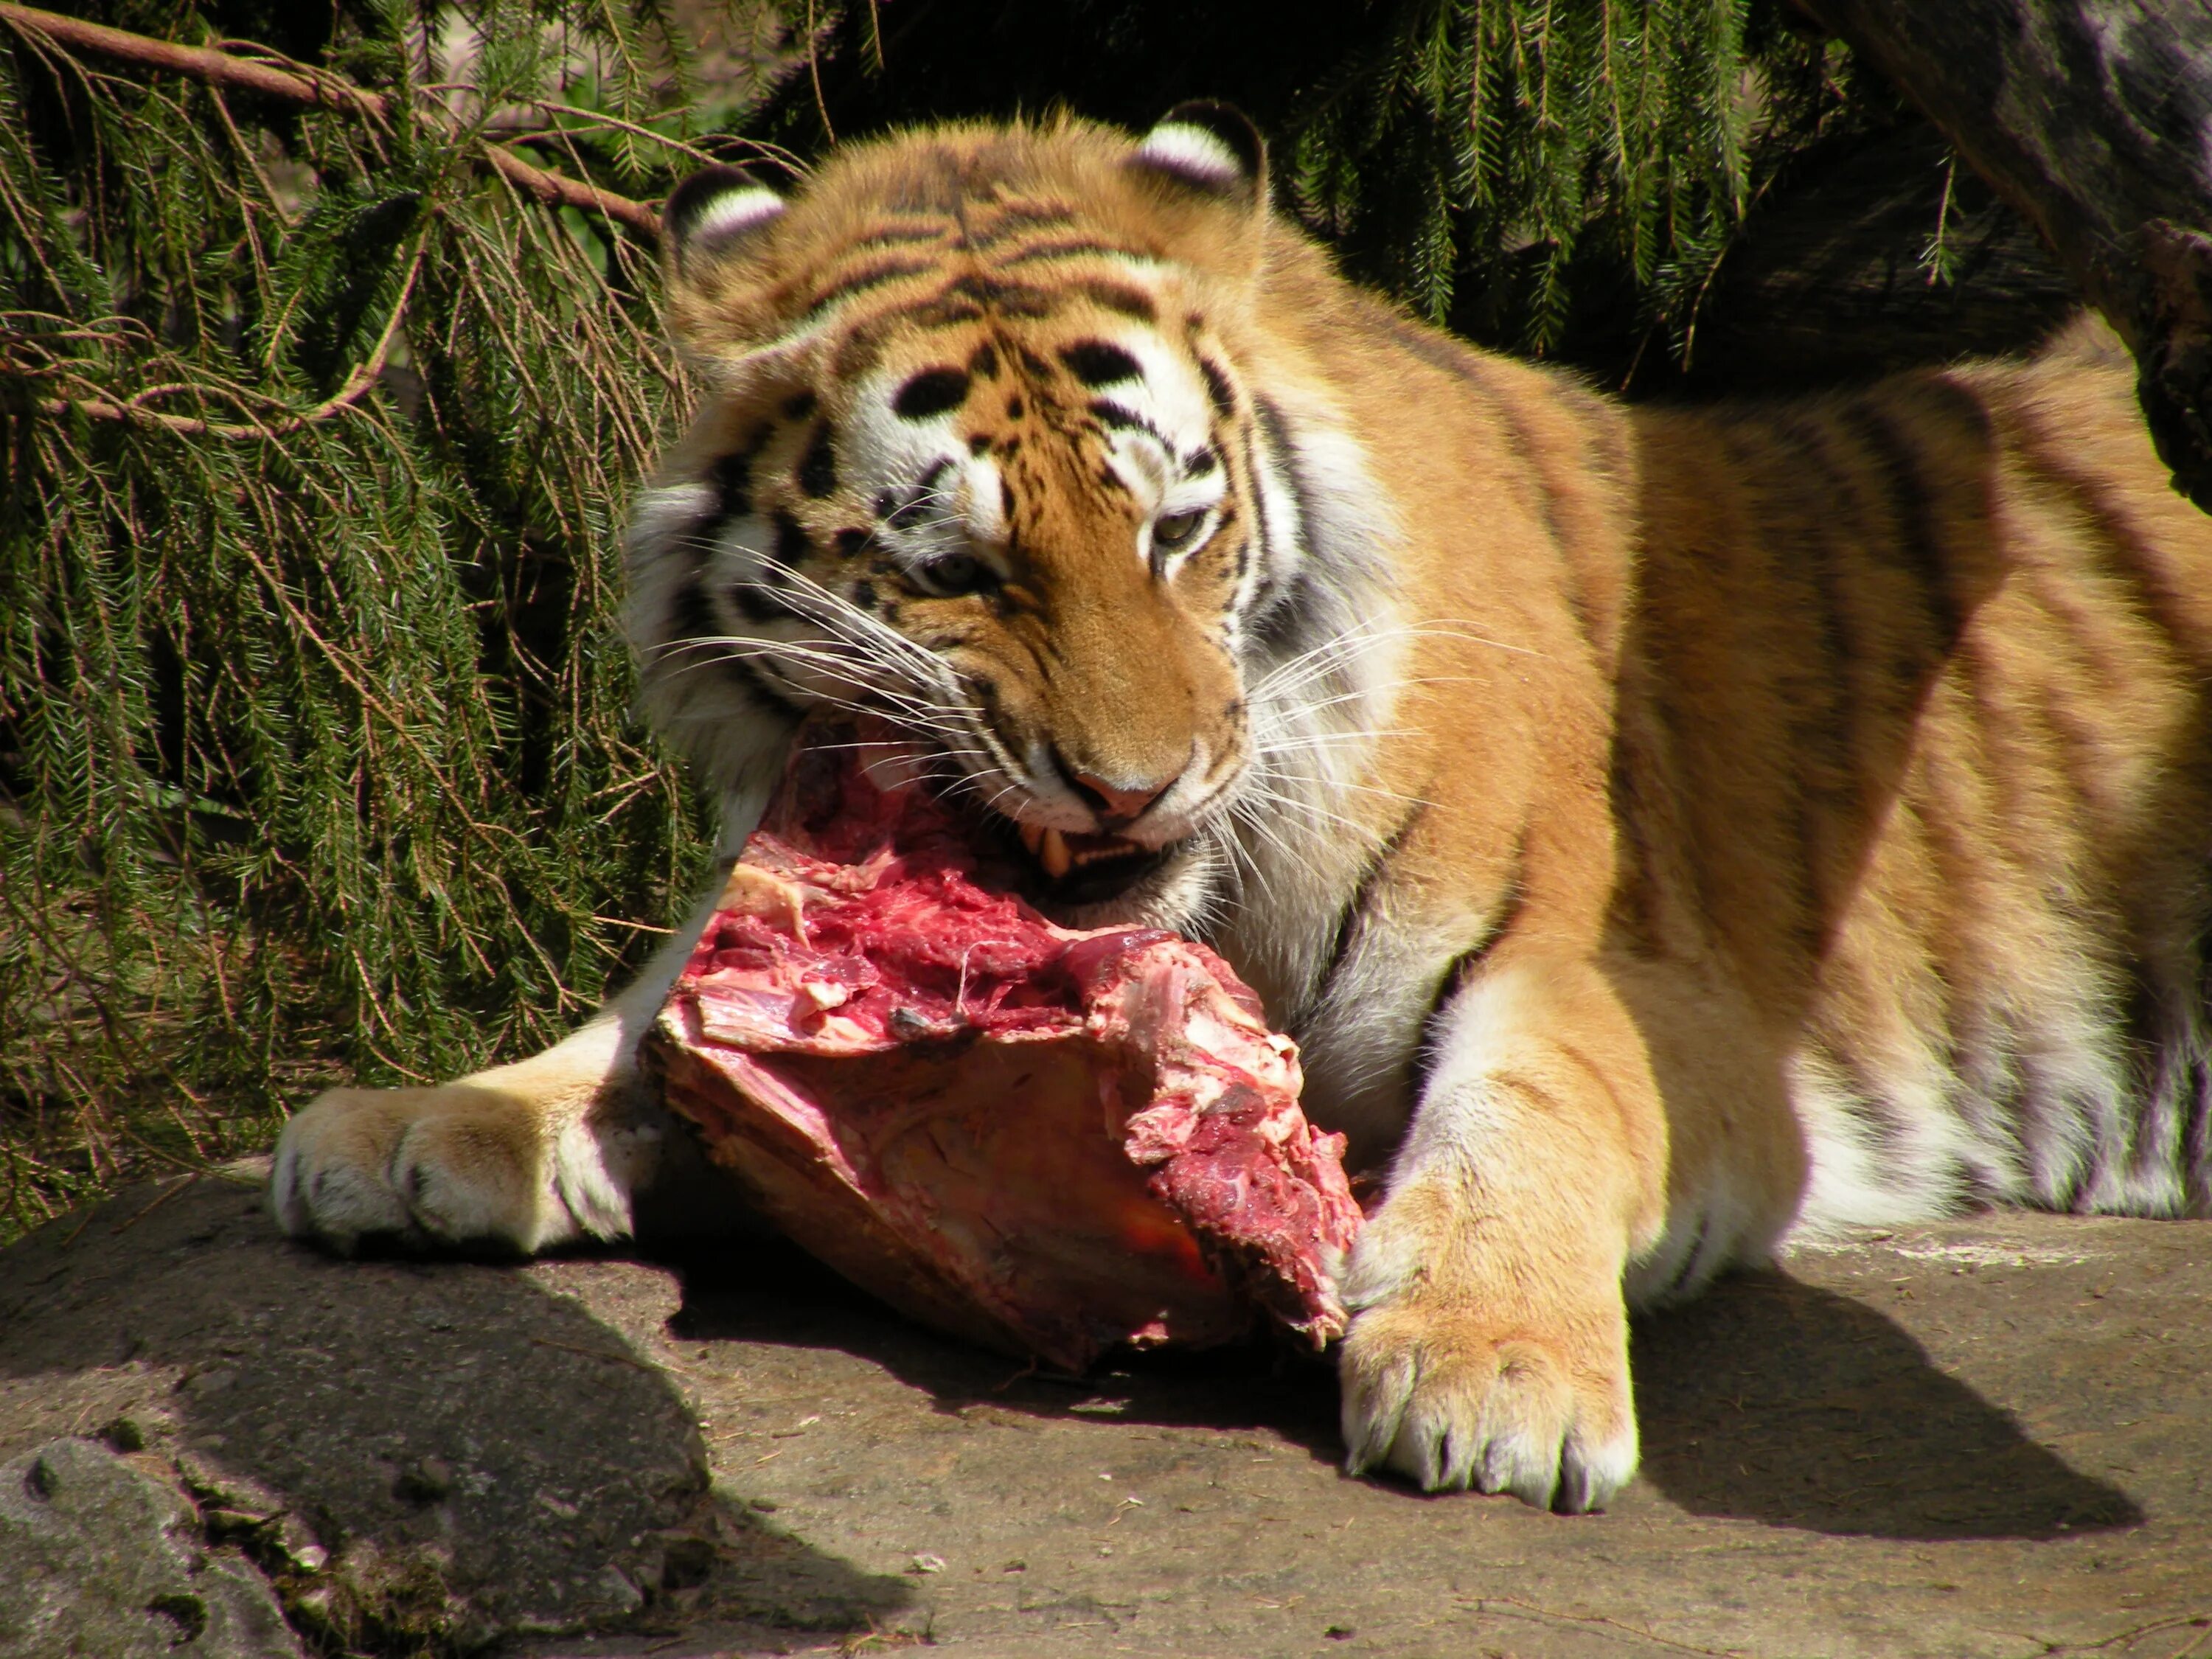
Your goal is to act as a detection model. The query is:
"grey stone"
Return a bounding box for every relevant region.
[0,1436,300,1659]
[0,1169,908,1656]
[8,1168,2212,1657]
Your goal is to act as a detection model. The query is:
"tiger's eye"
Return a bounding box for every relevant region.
[916,552,992,596]
[1152,509,1208,552]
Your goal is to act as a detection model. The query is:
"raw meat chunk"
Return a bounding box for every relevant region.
[642,727,1363,1371]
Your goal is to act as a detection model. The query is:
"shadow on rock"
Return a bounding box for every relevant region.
[1632,1268,2142,1540]
[664,1233,1346,1448]
[669,1229,2144,1540]
[0,1174,911,1654]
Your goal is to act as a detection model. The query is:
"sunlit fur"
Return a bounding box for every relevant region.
[274,113,2212,1516]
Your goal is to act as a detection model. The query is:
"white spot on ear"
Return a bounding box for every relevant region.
[1134,123,1245,189]
[684,187,785,254]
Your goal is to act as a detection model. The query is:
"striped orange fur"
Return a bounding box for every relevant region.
[271,110,2212,1513]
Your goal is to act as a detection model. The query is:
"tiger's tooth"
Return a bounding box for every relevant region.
[1018,821,1044,856]
[1039,827,1072,880]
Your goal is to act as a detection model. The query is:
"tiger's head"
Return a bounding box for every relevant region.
[627,106,1392,929]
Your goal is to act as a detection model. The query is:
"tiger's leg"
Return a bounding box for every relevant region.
[1337,949,1672,1512]
[271,799,759,1254]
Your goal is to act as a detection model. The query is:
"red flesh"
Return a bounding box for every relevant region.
[643,728,1363,1371]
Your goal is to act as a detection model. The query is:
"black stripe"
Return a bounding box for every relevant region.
[770,512,810,569]
[728,515,810,622]
[1834,401,1965,650]
[723,648,803,713]
[1090,400,1165,444]
[668,574,720,648]
[2010,427,2191,653]
[904,297,989,331]
[1762,420,1860,956]
[1298,802,1430,1026]
[894,366,972,420]
[798,425,838,498]
[668,577,793,709]
[1251,397,1314,547]
[1248,397,1315,648]
[1237,421,1282,627]
[946,273,1060,319]
[1410,844,1527,1099]
[834,296,989,375]
[1251,574,1313,655]
[804,259,938,316]
[1377,308,1485,384]
[1071,280,1157,322]
[852,221,950,248]
[706,427,770,522]
[1374,310,1590,637]
[733,581,798,624]
[1198,356,1237,418]
[1062,341,1144,386]
[963,203,1079,248]
[886,459,955,529]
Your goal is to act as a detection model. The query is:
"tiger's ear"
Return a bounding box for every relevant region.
[661,164,789,358]
[665,164,786,275]
[1125,103,1268,274]
[1129,102,1266,206]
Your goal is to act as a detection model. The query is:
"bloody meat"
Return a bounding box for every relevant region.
[641,726,1363,1371]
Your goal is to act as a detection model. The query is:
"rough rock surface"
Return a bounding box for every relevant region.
[0,1435,301,1659]
[0,1169,905,1656]
[5,1169,2211,1658]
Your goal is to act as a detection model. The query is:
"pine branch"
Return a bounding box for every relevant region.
[16,234,429,437]
[0,0,723,1242]
[0,3,663,237]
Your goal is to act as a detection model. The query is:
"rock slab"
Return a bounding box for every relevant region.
[0,1436,300,1659]
[5,1168,2212,1658]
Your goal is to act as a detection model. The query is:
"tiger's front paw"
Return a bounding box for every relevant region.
[272,1083,548,1253]
[271,1037,647,1255]
[1336,1189,1638,1512]
[1338,1290,1636,1511]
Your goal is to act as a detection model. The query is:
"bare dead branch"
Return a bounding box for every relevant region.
[0,2,662,237]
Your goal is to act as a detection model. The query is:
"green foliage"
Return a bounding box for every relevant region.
[750,0,1879,369]
[0,1,776,1239]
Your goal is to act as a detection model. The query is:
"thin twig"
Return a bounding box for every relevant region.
[805,0,836,143]
[108,1172,204,1235]
[479,143,661,237]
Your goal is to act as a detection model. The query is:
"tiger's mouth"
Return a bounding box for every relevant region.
[1005,818,1177,908]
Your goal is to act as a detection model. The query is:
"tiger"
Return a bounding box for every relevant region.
[271,103,2212,1513]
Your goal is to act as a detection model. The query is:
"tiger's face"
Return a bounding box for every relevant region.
[630,110,1314,925]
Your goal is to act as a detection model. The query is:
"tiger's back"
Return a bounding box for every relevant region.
[1624,337,2212,1242]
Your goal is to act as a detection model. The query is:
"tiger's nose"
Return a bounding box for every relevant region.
[1055,750,1183,828]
